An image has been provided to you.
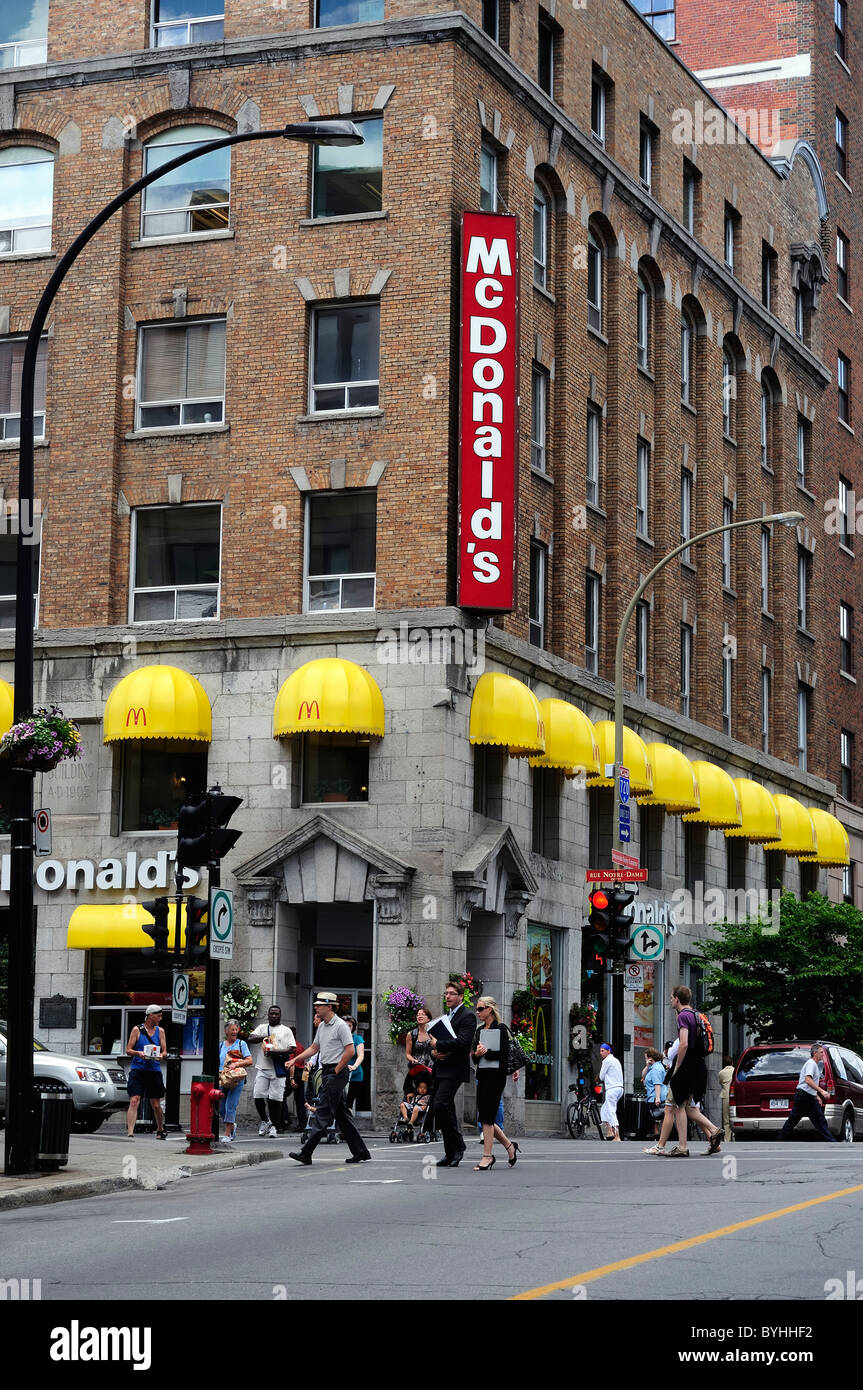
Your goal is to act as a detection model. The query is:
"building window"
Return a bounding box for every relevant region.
[532,769,561,859]
[839,475,853,549]
[797,416,809,487]
[591,70,607,145]
[840,601,854,674]
[680,623,692,717]
[529,540,547,648]
[0,335,47,439]
[479,139,498,212]
[843,861,855,903]
[586,403,601,506]
[151,0,224,47]
[530,364,548,473]
[316,0,384,26]
[837,108,849,180]
[0,0,48,66]
[130,504,221,622]
[761,243,777,311]
[722,637,732,736]
[525,924,561,1102]
[797,684,809,770]
[482,0,499,40]
[722,350,735,438]
[637,273,651,370]
[137,318,226,428]
[585,570,600,674]
[639,119,654,192]
[722,498,733,588]
[723,205,738,272]
[311,301,380,412]
[681,313,694,404]
[797,548,810,629]
[761,667,770,752]
[836,0,847,59]
[587,231,603,332]
[838,352,851,424]
[0,146,53,253]
[141,125,230,238]
[533,182,550,289]
[305,491,376,612]
[682,160,698,235]
[312,116,382,218]
[634,0,676,41]
[760,527,770,612]
[841,730,854,800]
[837,228,849,302]
[473,745,504,818]
[760,382,771,468]
[635,600,649,697]
[302,734,369,804]
[794,287,805,340]
[0,531,40,629]
[680,466,692,563]
[121,741,208,832]
[636,438,650,536]
[538,12,555,98]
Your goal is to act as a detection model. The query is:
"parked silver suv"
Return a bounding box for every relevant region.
[0,1023,128,1132]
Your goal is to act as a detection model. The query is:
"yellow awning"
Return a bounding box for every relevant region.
[529,700,599,777]
[0,679,13,741]
[799,809,850,866]
[762,794,818,857]
[724,779,781,843]
[273,658,385,738]
[636,743,700,813]
[682,762,743,828]
[587,722,653,794]
[67,902,187,951]
[103,665,212,743]
[469,672,545,757]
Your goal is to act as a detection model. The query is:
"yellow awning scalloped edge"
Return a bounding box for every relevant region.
[799,809,850,867]
[529,699,599,776]
[274,657,385,738]
[762,794,818,857]
[0,678,13,742]
[636,743,700,814]
[682,761,742,829]
[104,665,212,743]
[67,903,187,951]
[587,722,653,794]
[469,671,545,758]
[725,779,781,843]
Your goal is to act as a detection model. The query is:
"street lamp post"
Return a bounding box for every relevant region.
[3,119,363,1176]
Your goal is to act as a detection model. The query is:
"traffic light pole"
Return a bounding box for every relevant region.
[203,858,221,1133]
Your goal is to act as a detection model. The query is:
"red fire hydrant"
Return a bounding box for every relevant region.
[185,1075,223,1155]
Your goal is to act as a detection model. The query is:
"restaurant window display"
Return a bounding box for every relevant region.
[120,741,208,831]
[525,924,560,1102]
[86,949,204,1058]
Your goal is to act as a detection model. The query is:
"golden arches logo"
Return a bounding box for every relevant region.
[297,700,321,722]
[125,707,147,727]
[532,1006,550,1073]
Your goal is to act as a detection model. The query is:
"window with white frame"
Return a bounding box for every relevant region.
[836,108,848,180]
[310,301,380,412]
[838,352,851,424]
[724,205,736,270]
[141,125,230,238]
[480,139,498,212]
[680,622,692,717]
[682,160,699,235]
[840,601,854,674]
[794,287,805,340]
[837,228,849,302]
[151,0,224,47]
[797,547,810,629]
[586,402,600,506]
[635,601,649,696]
[836,0,847,59]
[681,312,693,404]
[131,504,221,622]
[761,667,770,752]
[531,364,548,473]
[0,146,53,253]
[316,0,384,25]
[137,318,226,428]
[760,382,771,468]
[0,0,48,67]
[841,729,853,800]
[312,116,382,218]
[722,637,732,735]
[722,350,735,437]
[797,683,809,770]
[305,490,376,613]
[587,231,602,332]
[0,529,40,629]
[533,182,550,289]
[633,0,676,40]
[722,499,733,588]
[636,438,650,536]
[797,415,809,487]
[637,273,650,370]
[0,335,47,439]
[529,539,547,648]
[591,70,607,145]
[839,475,853,548]
[639,119,654,191]
[760,526,770,611]
[585,570,600,673]
[680,466,692,563]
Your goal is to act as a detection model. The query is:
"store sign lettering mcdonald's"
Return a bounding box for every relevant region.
[457,211,519,612]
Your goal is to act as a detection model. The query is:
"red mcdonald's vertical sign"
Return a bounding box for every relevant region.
[457,211,519,612]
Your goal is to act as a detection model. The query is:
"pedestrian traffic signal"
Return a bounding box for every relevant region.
[184,896,208,965]
[141,897,170,960]
[609,884,636,953]
[177,787,243,870]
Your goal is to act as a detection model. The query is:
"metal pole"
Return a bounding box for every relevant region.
[4,120,362,1176]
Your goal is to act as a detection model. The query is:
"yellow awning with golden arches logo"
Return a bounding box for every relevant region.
[636,743,700,813]
[67,902,187,951]
[0,679,14,741]
[273,658,385,738]
[724,779,781,843]
[799,809,850,867]
[468,672,545,758]
[529,700,599,777]
[103,666,212,743]
[762,794,818,857]
[587,722,653,794]
[682,762,743,829]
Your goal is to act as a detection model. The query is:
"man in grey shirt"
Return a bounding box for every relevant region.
[288,993,372,1165]
[778,1044,838,1142]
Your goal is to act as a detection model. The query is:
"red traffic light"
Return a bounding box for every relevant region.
[590,889,609,911]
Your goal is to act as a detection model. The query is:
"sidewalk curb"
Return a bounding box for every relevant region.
[0,1148,284,1211]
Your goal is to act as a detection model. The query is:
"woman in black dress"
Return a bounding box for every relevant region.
[404,1006,434,1088]
[472,996,520,1172]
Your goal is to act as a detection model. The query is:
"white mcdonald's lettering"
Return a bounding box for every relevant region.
[466,232,513,588]
[465,237,513,277]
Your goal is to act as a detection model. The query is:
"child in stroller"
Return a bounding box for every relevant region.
[301,1056,341,1145]
[389,1066,439,1143]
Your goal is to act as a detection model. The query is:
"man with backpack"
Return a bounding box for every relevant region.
[644,985,723,1158]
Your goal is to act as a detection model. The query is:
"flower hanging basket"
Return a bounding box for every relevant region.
[0,706,83,773]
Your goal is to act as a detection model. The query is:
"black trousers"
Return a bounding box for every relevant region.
[302,1069,370,1159]
[778,1090,838,1141]
[432,1075,466,1160]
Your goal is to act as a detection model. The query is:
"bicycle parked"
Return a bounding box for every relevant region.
[566,1077,605,1140]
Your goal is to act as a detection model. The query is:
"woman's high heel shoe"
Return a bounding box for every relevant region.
[507,1142,520,1167]
[473,1156,496,1171]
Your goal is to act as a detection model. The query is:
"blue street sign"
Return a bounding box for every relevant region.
[619,820,631,843]
[619,770,630,805]
[618,803,630,824]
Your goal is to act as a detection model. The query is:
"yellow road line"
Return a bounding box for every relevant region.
[511,1182,863,1300]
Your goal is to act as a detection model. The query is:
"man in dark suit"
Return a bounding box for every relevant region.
[431,981,478,1167]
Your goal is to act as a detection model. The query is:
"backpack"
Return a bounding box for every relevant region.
[693,1011,715,1058]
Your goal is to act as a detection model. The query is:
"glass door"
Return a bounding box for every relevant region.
[310,987,372,1114]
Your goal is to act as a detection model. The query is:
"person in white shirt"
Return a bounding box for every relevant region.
[778,1044,838,1142]
[599,1043,624,1141]
[247,1005,296,1137]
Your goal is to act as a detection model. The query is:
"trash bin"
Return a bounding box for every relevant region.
[621,1093,652,1141]
[33,1080,73,1171]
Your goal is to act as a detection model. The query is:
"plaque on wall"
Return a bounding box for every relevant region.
[39,995,77,1029]
[50,719,100,817]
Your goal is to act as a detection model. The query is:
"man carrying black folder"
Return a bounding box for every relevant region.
[430,982,478,1167]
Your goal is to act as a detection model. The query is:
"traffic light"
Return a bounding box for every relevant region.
[583,888,611,972]
[609,884,636,954]
[141,897,170,960]
[177,787,243,870]
[184,896,208,966]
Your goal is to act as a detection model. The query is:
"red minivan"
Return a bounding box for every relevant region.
[730,1040,863,1142]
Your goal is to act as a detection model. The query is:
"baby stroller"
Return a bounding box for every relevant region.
[389,1065,440,1144]
[301,1061,341,1146]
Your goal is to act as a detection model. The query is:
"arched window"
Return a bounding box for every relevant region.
[760,381,772,468]
[587,230,603,332]
[681,312,694,404]
[533,182,550,289]
[0,146,54,253]
[637,273,651,370]
[722,349,735,438]
[141,125,231,239]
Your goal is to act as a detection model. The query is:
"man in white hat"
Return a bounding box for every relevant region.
[288,993,371,1165]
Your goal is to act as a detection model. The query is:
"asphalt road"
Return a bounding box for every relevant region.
[2,1133,862,1305]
